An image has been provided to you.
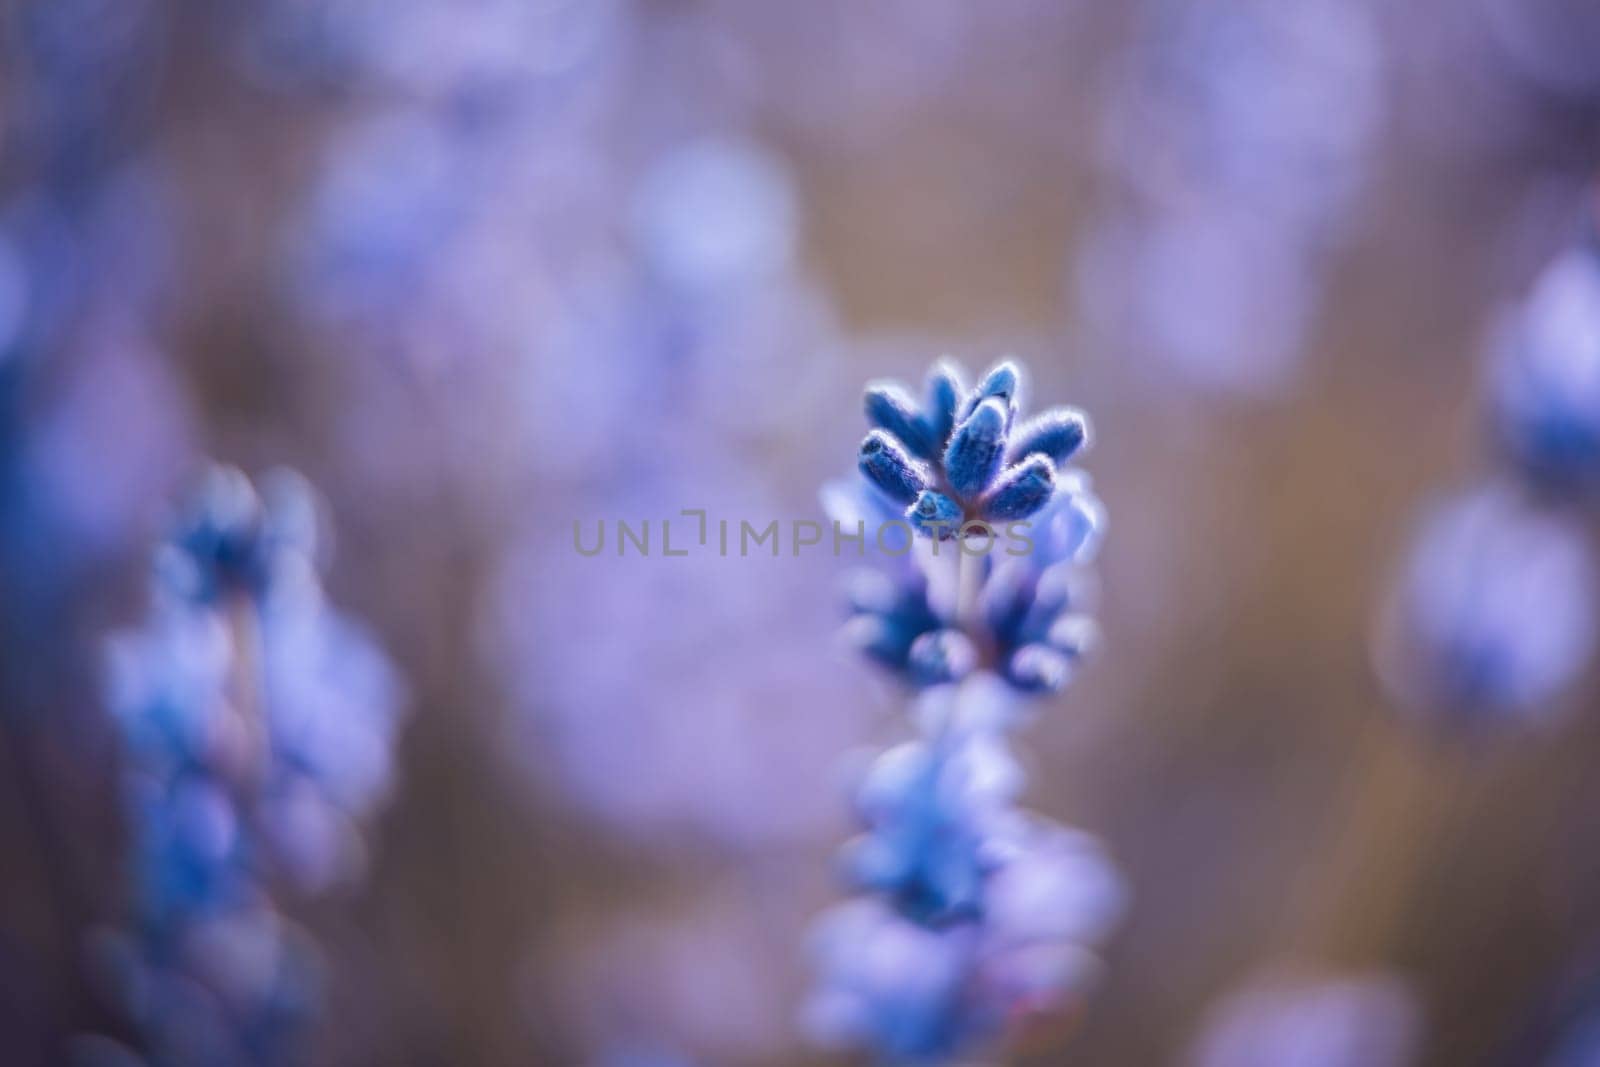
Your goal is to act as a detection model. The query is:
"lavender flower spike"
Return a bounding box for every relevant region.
[96,464,406,1064]
[811,358,1119,1065]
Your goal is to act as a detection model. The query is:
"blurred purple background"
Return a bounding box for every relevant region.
[6,0,1600,1064]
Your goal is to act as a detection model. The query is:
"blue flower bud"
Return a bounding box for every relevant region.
[944,398,1009,501]
[958,360,1021,423]
[975,360,1021,405]
[864,382,935,459]
[908,629,978,686]
[982,455,1056,522]
[1008,644,1074,693]
[859,430,931,506]
[921,360,966,451]
[907,490,963,538]
[1008,407,1090,465]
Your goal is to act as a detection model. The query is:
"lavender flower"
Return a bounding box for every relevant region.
[96,465,405,1064]
[840,728,1023,925]
[827,365,1105,694]
[807,816,1122,1064]
[807,360,1122,1065]
[859,360,1091,535]
[1490,244,1600,496]
[1376,217,1600,732]
[1375,483,1597,726]
[1078,0,1383,400]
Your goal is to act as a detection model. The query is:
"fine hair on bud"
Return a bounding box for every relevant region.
[1008,408,1090,465]
[859,430,931,506]
[945,398,1009,501]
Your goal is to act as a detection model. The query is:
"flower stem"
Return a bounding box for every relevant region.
[956,547,982,630]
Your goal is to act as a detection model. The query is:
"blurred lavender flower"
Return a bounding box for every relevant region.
[234,0,628,106]
[490,432,871,847]
[11,0,167,195]
[1186,972,1421,1067]
[808,361,1122,1064]
[840,727,1024,924]
[1098,0,1383,231]
[95,466,405,1064]
[708,0,970,145]
[630,137,799,301]
[19,320,191,563]
[1377,209,1600,730]
[1375,483,1597,726]
[1076,208,1320,400]
[475,128,858,850]
[1490,244,1600,496]
[1078,0,1383,399]
[807,817,1122,1064]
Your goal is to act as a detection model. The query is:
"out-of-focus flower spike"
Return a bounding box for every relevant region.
[1489,245,1600,496]
[944,398,1009,502]
[908,490,963,538]
[982,455,1057,522]
[859,430,931,506]
[864,381,936,460]
[816,358,1117,1064]
[908,629,978,687]
[921,360,967,451]
[1007,407,1090,465]
[1376,483,1596,724]
[1008,644,1074,694]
